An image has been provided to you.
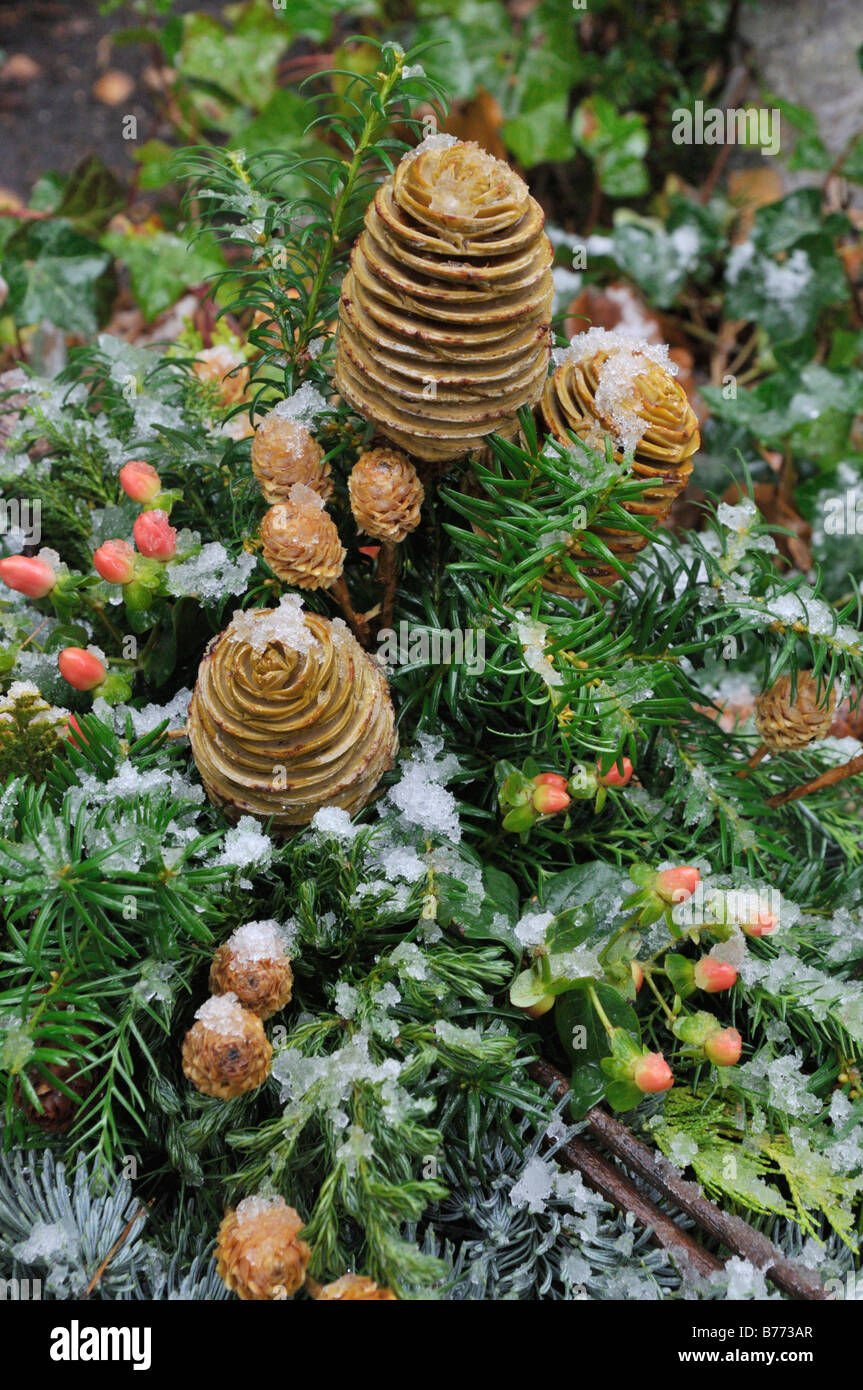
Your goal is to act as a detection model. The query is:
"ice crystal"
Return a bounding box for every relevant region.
[228,594,317,655]
[166,543,256,601]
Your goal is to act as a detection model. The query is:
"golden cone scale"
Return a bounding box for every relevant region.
[315,1273,397,1300]
[181,1005,272,1100]
[251,415,333,504]
[260,497,346,589]
[540,345,699,596]
[215,1198,311,1300]
[210,946,293,1021]
[335,140,553,462]
[187,604,397,831]
[756,671,837,752]
[348,448,424,542]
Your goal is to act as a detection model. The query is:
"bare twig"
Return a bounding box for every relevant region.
[83,1205,148,1297]
[529,1058,829,1301]
[767,751,863,808]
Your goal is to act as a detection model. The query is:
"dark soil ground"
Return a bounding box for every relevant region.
[0,0,223,199]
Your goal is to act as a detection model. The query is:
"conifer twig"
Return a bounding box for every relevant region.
[82,1204,148,1298]
[766,751,863,807]
[529,1059,829,1301]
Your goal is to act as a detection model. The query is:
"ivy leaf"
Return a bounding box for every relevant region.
[3,220,115,335]
[503,98,572,167]
[101,224,225,321]
[437,860,522,954]
[589,200,723,307]
[573,97,648,199]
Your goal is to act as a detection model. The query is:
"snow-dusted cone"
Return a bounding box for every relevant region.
[210,921,293,1020]
[314,1274,397,1301]
[251,413,333,504]
[181,994,272,1100]
[187,597,397,831]
[540,330,700,596]
[756,670,837,751]
[215,1196,311,1300]
[260,484,346,589]
[348,448,424,541]
[335,137,553,462]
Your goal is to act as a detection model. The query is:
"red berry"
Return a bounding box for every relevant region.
[741,909,778,938]
[693,956,738,994]
[58,647,106,692]
[630,961,644,993]
[597,757,633,787]
[0,554,56,598]
[533,772,569,791]
[133,509,176,561]
[532,784,570,815]
[119,459,161,503]
[704,1027,742,1067]
[93,539,136,585]
[655,865,700,904]
[632,1052,674,1094]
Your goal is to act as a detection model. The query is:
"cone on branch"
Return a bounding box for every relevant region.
[334,137,553,462]
[14,1060,92,1133]
[210,921,293,1020]
[251,413,333,505]
[312,1273,397,1301]
[187,596,397,831]
[540,329,699,596]
[755,670,837,752]
[181,993,272,1100]
[348,448,424,542]
[215,1196,311,1300]
[260,484,346,590]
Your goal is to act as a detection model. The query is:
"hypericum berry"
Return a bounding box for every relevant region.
[704,1027,742,1067]
[532,783,570,815]
[597,757,633,787]
[63,714,88,749]
[693,956,738,994]
[741,907,778,937]
[630,961,644,993]
[119,459,161,503]
[133,509,177,561]
[93,539,136,585]
[524,993,555,1019]
[533,772,569,791]
[58,647,106,692]
[655,865,700,904]
[0,554,56,598]
[632,1052,674,1094]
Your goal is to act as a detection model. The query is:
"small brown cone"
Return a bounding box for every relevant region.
[215,1196,310,1300]
[14,1060,92,1133]
[181,993,272,1100]
[314,1273,397,1301]
[210,921,293,1020]
[260,486,346,589]
[348,448,424,542]
[755,670,837,752]
[251,414,332,504]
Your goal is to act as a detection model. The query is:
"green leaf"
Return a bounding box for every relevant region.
[555,983,639,1068]
[604,1079,643,1111]
[3,220,115,334]
[573,96,648,199]
[665,953,695,999]
[437,860,522,953]
[100,224,225,321]
[503,98,572,168]
[568,1061,605,1120]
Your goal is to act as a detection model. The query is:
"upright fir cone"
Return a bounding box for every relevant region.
[756,670,837,751]
[540,329,699,596]
[210,920,293,1020]
[251,413,333,505]
[335,138,553,462]
[313,1274,397,1301]
[187,597,397,831]
[260,484,346,589]
[348,448,424,542]
[181,993,272,1100]
[215,1196,311,1300]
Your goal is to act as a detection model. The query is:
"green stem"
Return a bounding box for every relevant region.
[587,983,615,1041]
[301,61,403,344]
[642,967,676,1024]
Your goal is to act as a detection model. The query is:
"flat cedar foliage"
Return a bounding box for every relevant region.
[1,3,863,1304]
